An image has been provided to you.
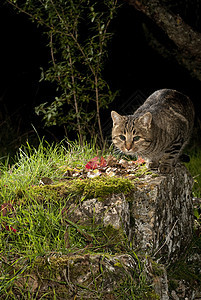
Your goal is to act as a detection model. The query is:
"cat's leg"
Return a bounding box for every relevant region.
[158,162,173,174]
[147,157,176,173]
[148,161,159,170]
[146,140,183,173]
[158,154,179,173]
[145,158,160,171]
[159,143,183,173]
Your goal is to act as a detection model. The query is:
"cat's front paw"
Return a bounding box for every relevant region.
[158,164,172,174]
[147,161,159,170]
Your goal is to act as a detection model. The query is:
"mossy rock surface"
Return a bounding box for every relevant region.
[10,253,158,300]
[19,176,136,204]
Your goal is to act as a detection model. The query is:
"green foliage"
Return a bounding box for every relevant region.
[7,0,119,145]
[185,147,201,198]
[0,139,99,202]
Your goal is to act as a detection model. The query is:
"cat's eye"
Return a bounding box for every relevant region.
[119,135,126,141]
[133,136,140,142]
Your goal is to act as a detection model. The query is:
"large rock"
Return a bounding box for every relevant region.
[68,164,194,264]
[131,164,194,264]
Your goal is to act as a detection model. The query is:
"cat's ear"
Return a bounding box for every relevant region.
[137,112,152,130]
[111,111,123,125]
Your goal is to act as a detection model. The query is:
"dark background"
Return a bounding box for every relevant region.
[0,2,200,155]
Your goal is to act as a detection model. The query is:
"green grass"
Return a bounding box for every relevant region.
[0,140,98,298]
[0,139,102,255]
[185,147,201,197]
[0,139,100,202]
[0,140,156,299]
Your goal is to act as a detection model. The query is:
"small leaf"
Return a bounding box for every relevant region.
[133,157,145,165]
[100,156,107,167]
[85,156,99,170]
[194,208,200,219]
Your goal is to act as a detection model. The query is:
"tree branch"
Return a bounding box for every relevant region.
[125,0,201,80]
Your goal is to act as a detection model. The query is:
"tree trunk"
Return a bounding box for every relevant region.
[68,164,194,264]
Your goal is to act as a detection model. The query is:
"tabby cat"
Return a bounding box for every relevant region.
[111,89,194,173]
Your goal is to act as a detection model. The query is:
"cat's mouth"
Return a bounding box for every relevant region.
[123,147,136,155]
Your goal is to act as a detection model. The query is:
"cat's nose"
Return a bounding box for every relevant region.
[125,143,132,150]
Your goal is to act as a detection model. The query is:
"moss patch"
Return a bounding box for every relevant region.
[20,176,136,204]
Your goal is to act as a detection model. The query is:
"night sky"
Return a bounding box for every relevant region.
[0,2,200,147]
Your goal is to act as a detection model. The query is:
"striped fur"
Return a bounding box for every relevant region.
[111,89,194,173]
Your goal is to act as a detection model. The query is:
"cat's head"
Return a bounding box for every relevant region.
[111,111,153,155]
